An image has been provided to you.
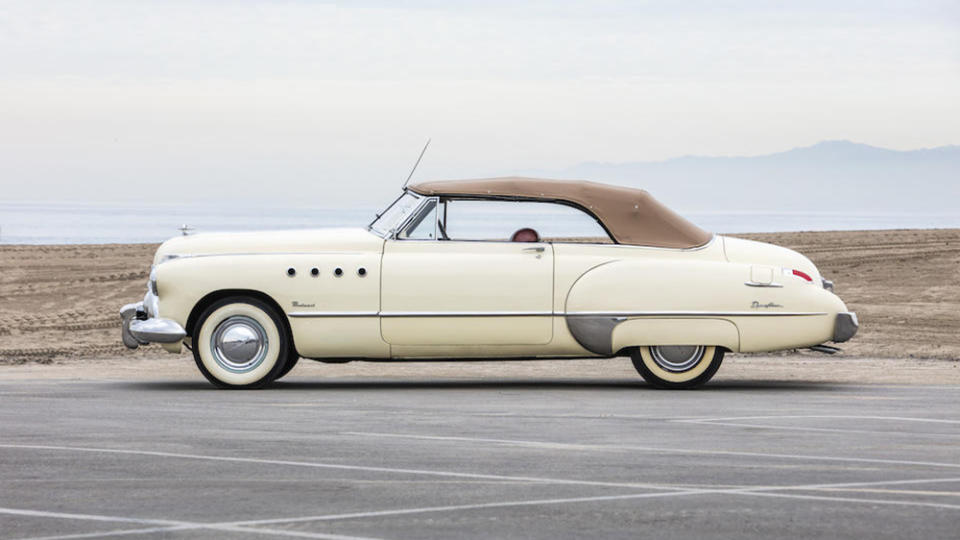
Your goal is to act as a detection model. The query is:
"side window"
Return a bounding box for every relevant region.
[398,198,437,240]
[442,200,612,243]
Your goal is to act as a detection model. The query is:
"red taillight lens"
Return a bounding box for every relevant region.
[792,269,813,282]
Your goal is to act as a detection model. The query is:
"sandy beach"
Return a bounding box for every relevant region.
[1,229,958,381]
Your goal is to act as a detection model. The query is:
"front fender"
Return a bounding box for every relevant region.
[154,252,381,333]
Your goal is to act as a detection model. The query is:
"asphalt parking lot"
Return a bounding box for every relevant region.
[1,373,959,539]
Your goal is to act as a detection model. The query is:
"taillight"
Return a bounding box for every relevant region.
[792,269,813,282]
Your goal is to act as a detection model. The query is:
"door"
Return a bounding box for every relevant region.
[380,239,554,346]
[380,197,559,346]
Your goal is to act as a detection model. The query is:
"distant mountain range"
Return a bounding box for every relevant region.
[534,140,960,214]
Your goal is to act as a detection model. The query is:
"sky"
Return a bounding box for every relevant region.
[1,0,958,206]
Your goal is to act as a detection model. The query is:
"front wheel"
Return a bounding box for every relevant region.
[630,345,724,389]
[274,351,300,380]
[192,296,291,389]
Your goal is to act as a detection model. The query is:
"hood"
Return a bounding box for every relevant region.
[153,227,384,265]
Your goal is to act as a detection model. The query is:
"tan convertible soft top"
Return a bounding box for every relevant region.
[408,177,712,249]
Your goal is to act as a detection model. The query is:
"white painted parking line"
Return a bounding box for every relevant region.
[793,476,960,491]
[5,491,713,540]
[168,476,960,534]
[222,477,960,528]
[4,444,960,540]
[0,505,383,540]
[0,444,690,492]
[13,526,382,540]
[817,488,960,497]
[739,491,960,511]
[225,490,708,527]
[675,415,960,424]
[673,421,960,438]
[26,484,960,540]
[15,478,960,540]
[6,493,711,540]
[4,513,385,540]
[671,414,960,438]
[10,525,196,540]
[0,507,182,526]
[211,526,384,540]
[346,432,960,470]
[201,476,960,532]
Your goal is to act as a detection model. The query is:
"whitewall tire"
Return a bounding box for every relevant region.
[630,345,724,389]
[192,297,291,389]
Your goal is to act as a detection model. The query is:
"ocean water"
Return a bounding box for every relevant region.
[0,202,378,244]
[0,201,957,245]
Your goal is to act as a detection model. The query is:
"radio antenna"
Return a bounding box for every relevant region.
[402,138,431,189]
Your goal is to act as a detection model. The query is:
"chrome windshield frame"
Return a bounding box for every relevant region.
[368,190,424,239]
[394,196,441,241]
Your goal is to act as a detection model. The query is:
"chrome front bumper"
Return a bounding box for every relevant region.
[833,312,859,343]
[121,298,186,349]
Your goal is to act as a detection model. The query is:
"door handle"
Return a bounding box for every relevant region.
[521,246,545,259]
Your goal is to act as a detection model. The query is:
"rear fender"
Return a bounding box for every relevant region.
[564,259,844,354]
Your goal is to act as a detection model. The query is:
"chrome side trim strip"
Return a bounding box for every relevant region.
[288,310,827,319]
[381,311,555,318]
[288,311,380,318]
[566,311,827,317]
[289,311,556,318]
[164,251,371,261]
[601,233,718,252]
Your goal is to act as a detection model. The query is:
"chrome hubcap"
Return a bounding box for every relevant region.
[211,316,268,373]
[649,345,705,373]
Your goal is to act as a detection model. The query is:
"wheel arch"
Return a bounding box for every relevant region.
[610,317,741,354]
[614,343,733,357]
[186,289,297,355]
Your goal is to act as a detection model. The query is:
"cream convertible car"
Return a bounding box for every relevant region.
[121,178,858,389]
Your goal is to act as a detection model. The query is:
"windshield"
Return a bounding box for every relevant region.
[369,191,422,237]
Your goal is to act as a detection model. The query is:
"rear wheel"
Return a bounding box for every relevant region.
[630,345,724,389]
[192,296,290,389]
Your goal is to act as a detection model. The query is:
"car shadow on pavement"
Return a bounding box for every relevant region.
[118,378,846,392]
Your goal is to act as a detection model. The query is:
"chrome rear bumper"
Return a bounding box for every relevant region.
[833,312,859,343]
[121,300,186,349]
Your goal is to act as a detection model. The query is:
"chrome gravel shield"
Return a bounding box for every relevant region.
[833,312,859,343]
[649,345,706,372]
[211,316,269,373]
